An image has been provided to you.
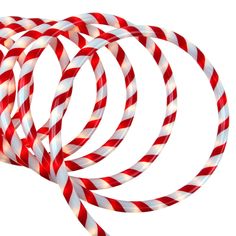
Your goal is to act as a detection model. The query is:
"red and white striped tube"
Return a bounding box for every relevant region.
[0,20,106,177]
[68,25,229,209]
[0,17,138,235]
[16,21,176,236]
[0,13,229,236]
[46,20,228,216]
[8,17,176,235]
[0,16,177,186]
[0,18,109,169]
[0,18,135,172]
[0,20,109,235]
[0,17,139,174]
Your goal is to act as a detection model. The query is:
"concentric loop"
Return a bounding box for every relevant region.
[0,13,229,236]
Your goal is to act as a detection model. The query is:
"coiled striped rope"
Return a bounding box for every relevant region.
[0,13,229,236]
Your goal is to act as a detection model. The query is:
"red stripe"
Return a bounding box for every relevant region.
[94,97,106,110]
[217,92,227,112]
[210,69,219,89]
[163,112,176,126]
[77,204,87,227]
[125,92,137,109]
[97,225,106,236]
[83,188,98,206]
[167,88,177,105]
[83,153,103,162]
[90,53,99,69]
[163,64,173,83]
[197,48,205,69]
[217,117,229,134]
[84,119,101,129]
[63,179,73,203]
[175,33,188,51]
[90,13,108,25]
[152,45,161,63]
[179,185,200,193]
[104,139,122,147]
[140,155,156,162]
[100,33,120,42]
[102,177,121,188]
[158,196,178,206]
[5,48,24,58]
[210,143,226,157]
[65,161,81,171]
[96,73,106,91]
[6,23,25,32]
[24,30,42,39]
[55,40,64,59]
[125,68,135,87]
[52,155,64,175]
[107,198,125,212]
[115,16,129,27]
[197,166,217,176]
[154,135,170,145]
[30,18,45,25]
[25,48,43,61]
[122,169,140,177]
[116,47,125,66]
[117,118,133,129]
[132,201,152,212]
[80,178,97,190]
[150,26,167,40]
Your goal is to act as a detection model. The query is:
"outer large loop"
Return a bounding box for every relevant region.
[48,23,228,213]
[0,14,228,236]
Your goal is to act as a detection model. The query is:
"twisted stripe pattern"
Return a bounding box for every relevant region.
[0,13,229,235]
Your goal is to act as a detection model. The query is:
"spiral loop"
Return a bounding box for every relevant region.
[0,13,229,236]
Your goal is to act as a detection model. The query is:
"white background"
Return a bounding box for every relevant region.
[0,0,235,235]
